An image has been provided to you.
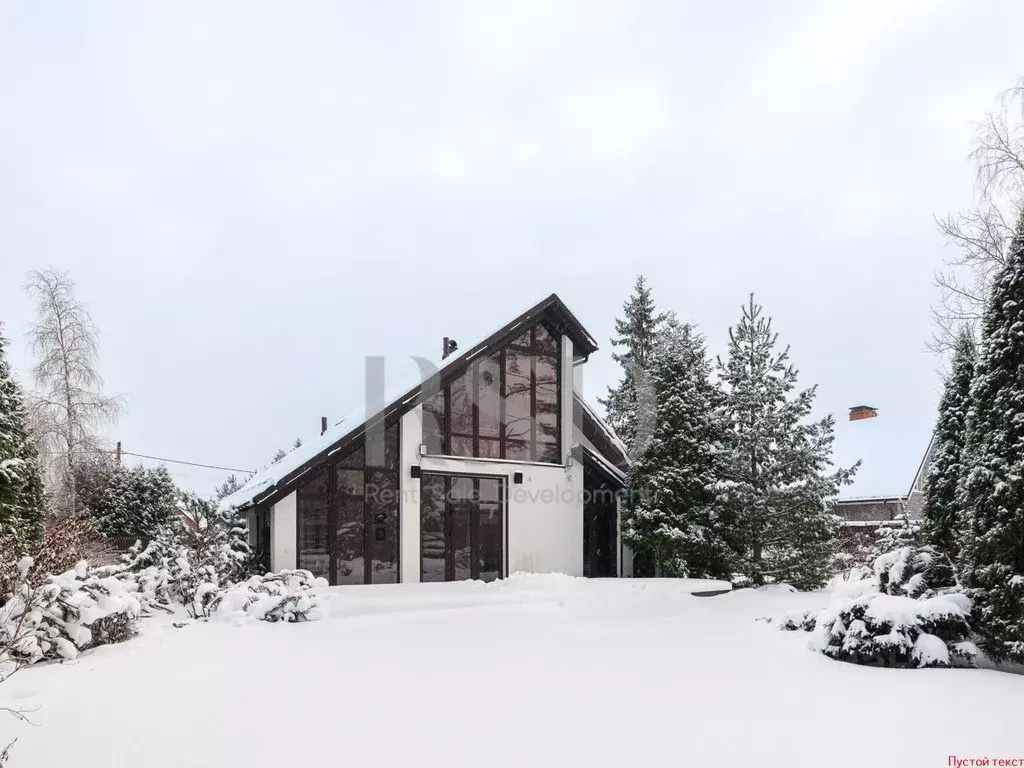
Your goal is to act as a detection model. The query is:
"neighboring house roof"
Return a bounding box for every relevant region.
[907,433,936,498]
[220,293,603,512]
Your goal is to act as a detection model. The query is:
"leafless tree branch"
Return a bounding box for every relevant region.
[23,269,126,514]
[931,79,1024,356]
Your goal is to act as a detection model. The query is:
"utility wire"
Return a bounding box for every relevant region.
[120,451,254,475]
[38,448,253,475]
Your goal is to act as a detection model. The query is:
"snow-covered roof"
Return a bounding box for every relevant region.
[575,391,630,468]
[219,293,601,511]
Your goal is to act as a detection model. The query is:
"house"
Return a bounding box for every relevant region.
[219,294,634,585]
[833,435,935,527]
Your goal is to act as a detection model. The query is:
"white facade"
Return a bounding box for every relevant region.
[269,491,297,572]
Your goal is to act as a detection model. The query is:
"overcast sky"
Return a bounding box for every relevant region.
[2,0,1023,498]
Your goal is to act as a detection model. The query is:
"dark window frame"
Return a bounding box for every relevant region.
[419,471,507,582]
[426,322,562,465]
[296,419,402,586]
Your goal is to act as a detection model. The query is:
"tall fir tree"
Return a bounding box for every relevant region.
[599,275,666,456]
[957,214,1024,663]
[623,316,733,578]
[716,295,857,590]
[922,330,975,558]
[0,324,45,553]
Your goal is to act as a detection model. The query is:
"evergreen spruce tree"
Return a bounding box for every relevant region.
[922,330,975,558]
[957,215,1024,663]
[90,464,179,544]
[717,295,857,590]
[214,473,246,502]
[599,275,666,456]
[870,513,921,559]
[217,504,254,583]
[623,316,732,578]
[0,324,45,553]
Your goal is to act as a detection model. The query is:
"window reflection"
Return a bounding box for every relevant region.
[297,470,330,580]
[297,426,401,587]
[420,474,505,583]
[422,322,561,464]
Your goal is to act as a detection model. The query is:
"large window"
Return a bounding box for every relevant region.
[422,322,562,464]
[297,470,329,579]
[297,422,400,585]
[420,474,504,583]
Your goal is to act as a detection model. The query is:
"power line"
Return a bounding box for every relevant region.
[121,452,254,475]
[38,448,253,475]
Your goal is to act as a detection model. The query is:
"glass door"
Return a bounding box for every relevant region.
[420,474,505,583]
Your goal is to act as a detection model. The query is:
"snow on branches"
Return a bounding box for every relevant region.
[212,570,327,623]
[775,545,976,669]
[0,559,140,664]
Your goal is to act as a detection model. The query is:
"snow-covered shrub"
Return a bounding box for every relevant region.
[0,512,97,598]
[96,507,242,620]
[0,559,140,664]
[811,591,977,668]
[773,608,819,631]
[91,525,184,614]
[212,570,326,623]
[874,545,958,599]
[872,514,921,556]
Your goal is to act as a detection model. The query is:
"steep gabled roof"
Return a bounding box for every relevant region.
[220,293,600,511]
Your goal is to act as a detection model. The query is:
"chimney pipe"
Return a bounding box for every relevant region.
[321,416,328,435]
[442,336,450,360]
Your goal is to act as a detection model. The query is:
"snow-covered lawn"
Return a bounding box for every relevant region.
[1,575,1020,768]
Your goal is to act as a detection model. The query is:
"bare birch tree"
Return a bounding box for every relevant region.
[23,269,124,515]
[932,79,1024,354]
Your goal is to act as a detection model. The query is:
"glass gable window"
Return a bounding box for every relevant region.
[422,322,562,464]
[296,421,401,586]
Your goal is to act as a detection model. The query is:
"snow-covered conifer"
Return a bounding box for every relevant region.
[922,330,975,558]
[957,214,1024,662]
[217,504,254,583]
[89,464,179,544]
[623,316,732,578]
[870,514,921,560]
[214,473,246,501]
[599,275,666,456]
[874,545,958,600]
[0,325,45,554]
[716,295,857,590]
[812,591,976,669]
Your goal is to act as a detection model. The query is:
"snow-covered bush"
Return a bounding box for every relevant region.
[0,559,140,664]
[871,514,921,556]
[810,591,977,668]
[97,504,247,620]
[774,544,977,668]
[212,570,326,623]
[874,545,958,599]
[772,608,819,632]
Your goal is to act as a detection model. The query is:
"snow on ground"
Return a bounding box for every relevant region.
[1,575,1020,768]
